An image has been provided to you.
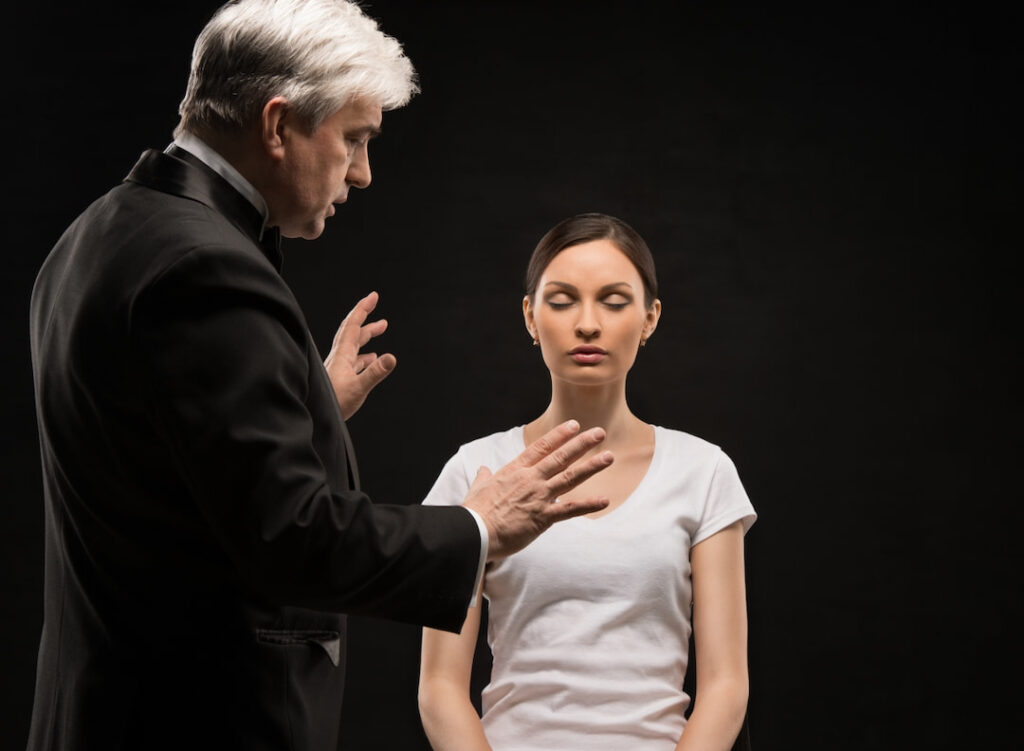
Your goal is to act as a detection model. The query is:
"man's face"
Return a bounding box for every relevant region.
[269,97,382,239]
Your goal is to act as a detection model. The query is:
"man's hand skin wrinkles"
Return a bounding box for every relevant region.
[462,419,614,559]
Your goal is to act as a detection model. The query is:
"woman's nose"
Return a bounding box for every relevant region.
[574,304,601,339]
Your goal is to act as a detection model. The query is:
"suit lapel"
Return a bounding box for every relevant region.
[126,146,361,491]
[124,147,283,271]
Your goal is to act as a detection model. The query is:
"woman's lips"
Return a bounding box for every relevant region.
[570,347,607,364]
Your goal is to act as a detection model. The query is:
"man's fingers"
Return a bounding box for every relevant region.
[338,353,396,420]
[541,495,611,524]
[353,290,380,316]
[532,427,608,479]
[354,353,376,372]
[516,420,582,467]
[469,466,493,491]
[357,318,388,348]
[333,291,380,348]
[545,450,614,497]
[358,352,396,388]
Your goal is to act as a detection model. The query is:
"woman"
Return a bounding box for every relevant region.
[418,213,756,751]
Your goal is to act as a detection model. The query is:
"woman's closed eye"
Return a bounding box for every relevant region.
[545,293,576,310]
[545,292,632,310]
[602,293,631,310]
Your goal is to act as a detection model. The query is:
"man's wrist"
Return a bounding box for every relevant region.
[463,508,489,607]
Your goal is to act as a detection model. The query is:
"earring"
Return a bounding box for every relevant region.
[532,338,539,346]
[640,338,647,347]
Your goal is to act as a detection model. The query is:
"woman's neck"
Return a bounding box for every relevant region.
[528,378,645,447]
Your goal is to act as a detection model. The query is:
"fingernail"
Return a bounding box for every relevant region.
[566,419,579,430]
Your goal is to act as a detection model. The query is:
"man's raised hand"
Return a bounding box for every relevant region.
[324,291,397,419]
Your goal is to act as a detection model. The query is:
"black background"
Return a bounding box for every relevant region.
[4,1,1020,749]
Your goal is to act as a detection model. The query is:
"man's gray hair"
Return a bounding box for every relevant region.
[175,0,418,137]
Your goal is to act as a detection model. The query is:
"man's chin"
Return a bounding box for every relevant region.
[280,221,327,241]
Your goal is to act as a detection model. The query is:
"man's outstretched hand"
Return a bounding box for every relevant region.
[462,420,614,560]
[324,291,396,420]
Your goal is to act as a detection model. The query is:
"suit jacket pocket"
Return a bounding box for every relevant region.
[255,628,342,667]
[252,627,347,750]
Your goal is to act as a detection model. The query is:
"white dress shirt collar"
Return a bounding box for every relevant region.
[169,132,270,237]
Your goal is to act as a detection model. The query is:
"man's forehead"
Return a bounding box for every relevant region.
[335,97,383,130]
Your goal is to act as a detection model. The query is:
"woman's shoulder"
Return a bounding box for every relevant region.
[652,425,721,456]
[651,424,746,474]
[649,426,754,528]
[453,425,525,467]
[423,426,525,506]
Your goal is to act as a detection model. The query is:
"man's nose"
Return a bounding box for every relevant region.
[346,147,372,189]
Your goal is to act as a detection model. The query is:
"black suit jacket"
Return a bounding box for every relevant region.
[27,147,480,750]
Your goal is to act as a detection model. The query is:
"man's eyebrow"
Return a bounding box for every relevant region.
[353,125,382,139]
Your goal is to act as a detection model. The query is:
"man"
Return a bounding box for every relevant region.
[27,1,612,748]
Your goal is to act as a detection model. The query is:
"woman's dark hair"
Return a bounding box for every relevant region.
[525,213,658,307]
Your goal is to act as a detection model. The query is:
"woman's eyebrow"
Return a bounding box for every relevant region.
[543,281,578,292]
[597,282,634,294]
[542,281,635,293]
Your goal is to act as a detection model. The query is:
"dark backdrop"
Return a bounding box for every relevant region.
[4,2,1020,749]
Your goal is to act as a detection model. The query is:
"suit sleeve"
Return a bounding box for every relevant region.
[131,241,479,632]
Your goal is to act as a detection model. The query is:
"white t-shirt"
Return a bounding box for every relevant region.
[423,425,756,751]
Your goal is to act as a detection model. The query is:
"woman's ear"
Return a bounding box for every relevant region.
[642,298,662,343]
[523,295,537,342]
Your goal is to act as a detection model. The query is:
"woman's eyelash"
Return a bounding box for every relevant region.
[546,299,629,310]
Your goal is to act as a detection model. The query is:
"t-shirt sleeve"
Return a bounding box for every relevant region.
[423,449,472,507]
[692,450,757,546]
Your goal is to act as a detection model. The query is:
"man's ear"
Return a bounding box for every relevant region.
[260,97,291,160]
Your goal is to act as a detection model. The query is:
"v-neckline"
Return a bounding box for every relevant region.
[515,425,660,522]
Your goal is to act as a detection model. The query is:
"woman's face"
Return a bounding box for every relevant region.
[524,239,660,387]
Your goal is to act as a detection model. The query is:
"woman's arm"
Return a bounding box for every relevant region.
[419,578,493,751]
[676,520,750,751]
